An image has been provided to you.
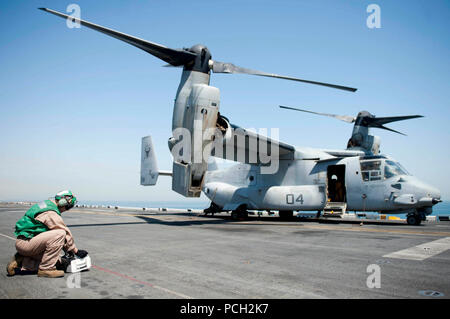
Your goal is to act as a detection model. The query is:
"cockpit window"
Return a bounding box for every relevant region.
[360,159,409,182]
[360,161,381,171]
[360,160,382,182]
[384,160,409,179]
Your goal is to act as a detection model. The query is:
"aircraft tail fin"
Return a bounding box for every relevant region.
[140,136,172,186]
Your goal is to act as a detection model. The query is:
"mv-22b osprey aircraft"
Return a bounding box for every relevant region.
[198,107,442,226]
[40,8,441,225]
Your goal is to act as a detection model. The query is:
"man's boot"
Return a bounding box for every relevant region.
[6,253,24,276]
[37,269,65,278]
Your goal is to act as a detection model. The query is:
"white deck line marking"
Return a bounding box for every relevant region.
[383,237,450,261]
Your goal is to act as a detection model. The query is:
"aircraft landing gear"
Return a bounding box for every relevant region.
[203,202,221,216]
[406,214,420,225]
[279,210,294,220]
[231,210,248,220]
[406,211,425,226]
[231,205,248,220]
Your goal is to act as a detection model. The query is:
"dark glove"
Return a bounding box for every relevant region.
[75,249,88,258]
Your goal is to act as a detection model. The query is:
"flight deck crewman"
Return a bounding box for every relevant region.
[6,190,88,278]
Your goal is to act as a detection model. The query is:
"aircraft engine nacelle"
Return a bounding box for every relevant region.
[366,135,380,155]
[171,83,220,197]
[348,133,380,155]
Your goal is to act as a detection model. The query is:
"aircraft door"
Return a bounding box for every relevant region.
[327,165,347,202]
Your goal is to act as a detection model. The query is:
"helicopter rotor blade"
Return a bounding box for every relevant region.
[279,104,423,136]
[279,105,356,123]
[370,124,406,136]
[40,8,358,90]
[212,61,357,92]
[368,115,424,126]
[39,8,197,66]
[364,115,424,135]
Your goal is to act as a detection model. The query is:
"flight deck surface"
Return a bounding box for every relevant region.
[1,203,449,299]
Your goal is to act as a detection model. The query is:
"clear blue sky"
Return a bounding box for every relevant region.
[0,0,449,203]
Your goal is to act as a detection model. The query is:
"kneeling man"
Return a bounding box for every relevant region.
[7,190,88,278]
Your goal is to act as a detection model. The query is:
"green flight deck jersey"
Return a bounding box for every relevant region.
[14,200,61,239]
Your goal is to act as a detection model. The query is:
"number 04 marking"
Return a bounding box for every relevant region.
[286,194,304,205]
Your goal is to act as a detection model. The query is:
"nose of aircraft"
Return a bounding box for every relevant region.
[424,182,441,201]
[418,179,441,205]
[430,187,442,204]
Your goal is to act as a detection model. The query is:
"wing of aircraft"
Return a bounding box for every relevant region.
[210,122,296,165]
[210,120,365,166]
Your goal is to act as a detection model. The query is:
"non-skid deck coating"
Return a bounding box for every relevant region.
[1,203,449,299]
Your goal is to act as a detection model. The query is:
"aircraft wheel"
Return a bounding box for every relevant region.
[415,216,422,225]
[279,210,294,220]
[231,210,248,220]
[407,214,421,226]
[204,203,221,216]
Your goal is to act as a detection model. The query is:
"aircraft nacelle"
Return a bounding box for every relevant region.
[169,71,221,197]
[347,134,380,155]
